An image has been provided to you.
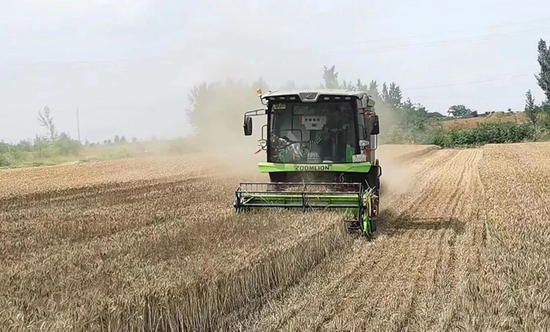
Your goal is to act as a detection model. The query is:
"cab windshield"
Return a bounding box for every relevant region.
[269,101,357,164]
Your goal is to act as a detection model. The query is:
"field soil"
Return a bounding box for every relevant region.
[1,143,549,331]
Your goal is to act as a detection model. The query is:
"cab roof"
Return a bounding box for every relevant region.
[261,89,369,102]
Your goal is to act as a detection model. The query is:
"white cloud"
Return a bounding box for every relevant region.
[0,0,156,28]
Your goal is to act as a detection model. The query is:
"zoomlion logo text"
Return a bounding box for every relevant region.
[294,165,332,171]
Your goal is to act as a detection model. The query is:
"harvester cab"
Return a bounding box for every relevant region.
[234,89,382,236]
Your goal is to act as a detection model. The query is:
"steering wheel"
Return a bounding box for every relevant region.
[276,136,296,148]
[329,128,344,135]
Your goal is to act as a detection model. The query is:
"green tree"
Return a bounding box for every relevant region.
[525,90,539,126]
[33,135,49,158]
[53,133,81,155]
[341,80,354,90]
[401,99,430,129]
[322,65,339,89]
[536,39,550,102]
[114,135,120,144]
[388,82,403,108]
[448,105,474,118]
[368,80,380,100]
[355,79,368,92]
[381,83,390,103]
[37,106,56,140]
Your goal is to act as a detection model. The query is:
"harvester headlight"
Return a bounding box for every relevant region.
[256,88,263,96]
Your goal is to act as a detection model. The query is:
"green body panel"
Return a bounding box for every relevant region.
[258,162,372,173]
[363,215,371,234]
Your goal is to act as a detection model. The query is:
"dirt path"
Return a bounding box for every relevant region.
[239,148,485,331]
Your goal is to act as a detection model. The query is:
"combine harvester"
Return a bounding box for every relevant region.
[234,89,382,236]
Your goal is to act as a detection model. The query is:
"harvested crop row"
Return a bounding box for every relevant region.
[458,142,550,331]
[235,144,550,331]
[0,145,452,331]
[238,148,486,331]
[377,144,439,162]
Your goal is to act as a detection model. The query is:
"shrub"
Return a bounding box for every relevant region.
[431,122,535,147]
[0,152,16,167]
[52,133,82,155]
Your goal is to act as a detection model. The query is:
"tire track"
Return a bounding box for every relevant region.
[333,228,440,331]
[240,148,484,332]
[394,149,482,331]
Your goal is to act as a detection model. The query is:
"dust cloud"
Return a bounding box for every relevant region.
[374,101,401,138]
[183,82,268,174]
[379,159,414,196]
[377,145,423,196]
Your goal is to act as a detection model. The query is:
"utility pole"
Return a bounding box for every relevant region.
[76,107,81,142]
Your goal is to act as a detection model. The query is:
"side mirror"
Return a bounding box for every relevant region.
[366,98,375,109]
[363,96,376,110]
[371,115,380,135]
[244,116,253,136]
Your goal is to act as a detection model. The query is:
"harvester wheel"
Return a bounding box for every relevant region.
[368,195,379,233]
[366,168,381,195]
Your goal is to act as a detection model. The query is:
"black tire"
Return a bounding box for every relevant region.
[366,166,381,195]
[365,166,380,235]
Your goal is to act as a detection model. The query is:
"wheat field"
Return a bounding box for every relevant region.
[1,143,549,331]
[440,112,527,130]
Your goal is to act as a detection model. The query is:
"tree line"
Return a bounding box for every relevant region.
[0,107,137,167]
[187,37,550,148]
[3,37,550,167]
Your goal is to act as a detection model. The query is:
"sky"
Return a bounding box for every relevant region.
[0,0,549,143]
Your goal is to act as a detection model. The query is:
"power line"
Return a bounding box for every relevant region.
[402,72,535,91]
[2,17,550,66]
[330,26,550,55]
[326,16,550,49]
[0,109,73,118]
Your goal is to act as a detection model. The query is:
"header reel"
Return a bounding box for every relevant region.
[234,182,378,236]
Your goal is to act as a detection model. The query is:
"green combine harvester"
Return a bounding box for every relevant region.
[234,89,382,236]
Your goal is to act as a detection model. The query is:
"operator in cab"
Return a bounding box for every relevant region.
[318,105,349,161]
